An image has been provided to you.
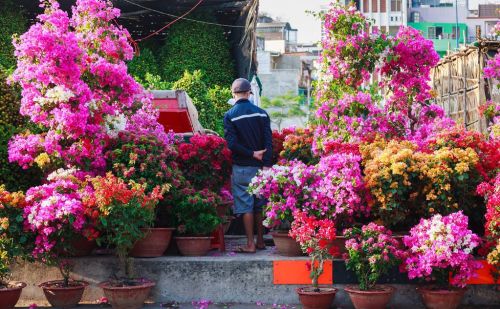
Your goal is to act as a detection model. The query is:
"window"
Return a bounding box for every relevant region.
[391,0,402,11]
[428,26,443,39]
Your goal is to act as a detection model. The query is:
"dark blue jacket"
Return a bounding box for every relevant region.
[224,99,273,167]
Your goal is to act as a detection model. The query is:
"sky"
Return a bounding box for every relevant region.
[259,0,328,44]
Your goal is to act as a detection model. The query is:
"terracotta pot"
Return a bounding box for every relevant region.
[296,287,337,309]
[130,228,175,257]
[175,236,214,256]
[217,200,233,217]
[0,282,26,309]
[417,286,466,309]
[344,285,395,309]
[39,280,88,309]
[71,237,96,256]
[99,279,155,309]
[271,231,303,256]
[326,236,347,258]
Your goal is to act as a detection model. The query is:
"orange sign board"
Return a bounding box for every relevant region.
[273,260,333,285]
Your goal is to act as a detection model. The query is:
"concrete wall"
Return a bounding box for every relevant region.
[10,256,500,306]
[259,69,300,98]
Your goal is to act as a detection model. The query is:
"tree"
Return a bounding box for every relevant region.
[261,92,307,131]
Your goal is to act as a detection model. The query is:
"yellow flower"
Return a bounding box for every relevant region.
[34,153,51,168]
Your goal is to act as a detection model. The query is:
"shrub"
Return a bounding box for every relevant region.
[158,12,235,86]
[174,188,222,236]
[127,48,159,82]
[0,1,26,69]
[0,124,43,192]
[207,85,232,135]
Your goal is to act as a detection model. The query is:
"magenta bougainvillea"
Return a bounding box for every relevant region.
[8,0,167,172]
[402,211,481,288]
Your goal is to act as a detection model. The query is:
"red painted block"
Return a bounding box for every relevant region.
[273,260,333,285]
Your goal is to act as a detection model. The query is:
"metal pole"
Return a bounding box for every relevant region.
[455,0,459,48]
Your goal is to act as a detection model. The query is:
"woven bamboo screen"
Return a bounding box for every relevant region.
[431,41,499,134]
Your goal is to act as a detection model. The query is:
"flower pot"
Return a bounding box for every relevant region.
[417,286,466,309]
[217,200,233,217]
[0,282,26,309]
[271,231,303,256]
[175,236,214,256]
[326,236,347,258]
[296,287,337,309]
[130,228,175,257]
[344,285,395,309]
[99,279,155,309]
[39,280,88,309]
[71,237,97,256]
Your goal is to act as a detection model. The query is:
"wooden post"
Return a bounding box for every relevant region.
[447,61,452,117]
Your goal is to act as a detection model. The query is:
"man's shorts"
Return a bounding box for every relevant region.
[232,165,266,214]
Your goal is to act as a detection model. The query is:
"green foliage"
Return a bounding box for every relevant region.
[207,85,232,135]
[174,188,222,236]
[173,70,216,129]
[0,1,25,70]
[127,48,159,82]
[158,12,235,86]
[135,73,173,90]
[0,187,35,286]
[0,124,43,192]
[261,92,308,130]
[0,69,25,127]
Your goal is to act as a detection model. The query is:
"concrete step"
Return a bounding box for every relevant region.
[10,236,500,308]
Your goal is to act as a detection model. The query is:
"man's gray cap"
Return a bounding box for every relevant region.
[231,78,252,93]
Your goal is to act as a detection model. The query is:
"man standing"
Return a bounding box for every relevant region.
[224,78,273,253]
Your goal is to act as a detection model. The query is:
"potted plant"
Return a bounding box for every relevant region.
[343,223,403,309]
[84,173,162,309]
[173,188,222,256]
[289,210,338,309]
[249,153,367,256]
[22,171,93,308]
[402,211,482,309]
[0,186,32,309]
[106,131,177,257]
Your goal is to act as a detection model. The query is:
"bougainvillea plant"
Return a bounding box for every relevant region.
[477,174,500,284]
[176,134,232,194]
[23,169,93,286]
[289,210,337,290]
[8,0,167,173]
[0,186,33,288]
[402,211,482,289]
[249,153,367,230]
[82,173,162,280]
[280,127,319,165]
[343,223,403,290]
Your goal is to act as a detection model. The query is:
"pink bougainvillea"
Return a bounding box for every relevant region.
[9,0,167,172]
[402,211,482,288]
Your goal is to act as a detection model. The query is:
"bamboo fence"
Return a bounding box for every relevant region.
[431,40,500,134]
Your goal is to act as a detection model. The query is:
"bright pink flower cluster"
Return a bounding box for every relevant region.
[9,0,167,172]
[344,223,402,263]
[24,173,86,258]
[380,26,440,111]
[477,174,500,249]
[314,91,394,150]
[402,211,482,288]
[249,153,367,228]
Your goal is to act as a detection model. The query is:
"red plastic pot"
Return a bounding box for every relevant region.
[0,282,26,309]
[344,285,395,309]
[99,279,155,309]
[296,287,338,309]
[130,228,175,257]
[417,286,466,309]
[39,280,88,308]
[271,231,303,256]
